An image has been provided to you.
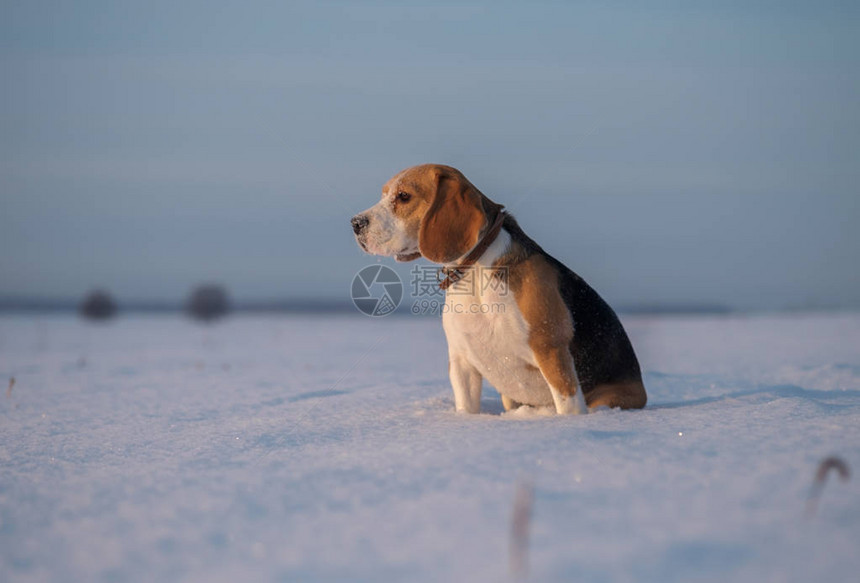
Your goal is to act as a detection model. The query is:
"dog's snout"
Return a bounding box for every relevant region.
[351,214,369,235]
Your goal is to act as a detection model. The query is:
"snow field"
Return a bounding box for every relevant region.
[1,312,859,582]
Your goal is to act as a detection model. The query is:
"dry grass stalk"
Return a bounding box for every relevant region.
[510,479,534,580]
[806,456,850,517]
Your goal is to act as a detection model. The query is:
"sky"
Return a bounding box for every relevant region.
[1,0,858,310]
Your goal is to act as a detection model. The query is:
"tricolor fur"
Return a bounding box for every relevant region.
[352,164,646,414]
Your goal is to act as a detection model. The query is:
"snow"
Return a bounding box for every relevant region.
[1,312,859,582]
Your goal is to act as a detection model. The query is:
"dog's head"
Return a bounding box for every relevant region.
[351,164,502,264]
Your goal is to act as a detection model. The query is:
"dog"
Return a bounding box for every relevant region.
[352,164,646,414]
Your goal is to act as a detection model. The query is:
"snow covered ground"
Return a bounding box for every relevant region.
[1,311,859,582]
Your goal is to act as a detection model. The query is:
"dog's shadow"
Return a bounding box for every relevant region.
[649,383,860,411]
[474,382,860,416]
[479,399,507,416]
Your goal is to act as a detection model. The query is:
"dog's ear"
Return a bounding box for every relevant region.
[418,168,499,264]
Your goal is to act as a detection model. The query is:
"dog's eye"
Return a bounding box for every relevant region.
[396,192,411,203]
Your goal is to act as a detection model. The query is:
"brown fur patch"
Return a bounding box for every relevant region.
[586,381,647,409]
[418,168,485,263]
[508,254,580,398]
[379,164,504,264]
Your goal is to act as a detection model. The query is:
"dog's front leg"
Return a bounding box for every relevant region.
[448,353,482,413]
[535,346,588,415]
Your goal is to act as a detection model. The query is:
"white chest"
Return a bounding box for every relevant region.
[443,280,531,358]
[440,233,554,406]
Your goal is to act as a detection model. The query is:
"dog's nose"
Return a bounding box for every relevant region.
[351,215,369,234]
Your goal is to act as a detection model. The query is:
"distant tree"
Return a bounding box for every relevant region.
[79,289,118,320]
[186,284,230,321]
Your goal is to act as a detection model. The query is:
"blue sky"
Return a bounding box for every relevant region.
[1,1,858,309]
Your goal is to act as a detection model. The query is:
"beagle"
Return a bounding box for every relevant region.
[352,164,646,414]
